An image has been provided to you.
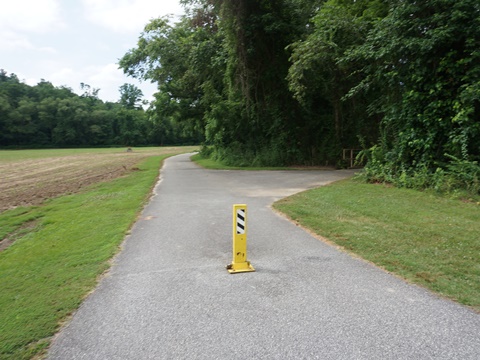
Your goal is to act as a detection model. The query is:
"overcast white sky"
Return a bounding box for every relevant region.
[0,0,184,103]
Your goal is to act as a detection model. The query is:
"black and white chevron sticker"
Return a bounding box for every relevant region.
[236,208,246,234]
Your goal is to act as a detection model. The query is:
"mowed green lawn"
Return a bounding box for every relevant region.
[0,147,196,360]
[274,179,480,312]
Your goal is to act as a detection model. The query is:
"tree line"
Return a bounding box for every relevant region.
[119,0,479,193]
[0,70,199,147]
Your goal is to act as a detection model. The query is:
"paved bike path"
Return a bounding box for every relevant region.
[48,153,480,359]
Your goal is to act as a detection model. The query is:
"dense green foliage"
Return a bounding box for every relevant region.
[118,0,480,193]
[121,0,332,166]
[350,0,480,193]
[287,0,388,164]
[0,71,195,147]
[119,0,479,186]
[119,0,387,166]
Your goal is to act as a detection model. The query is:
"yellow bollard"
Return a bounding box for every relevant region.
[226,204,255,273]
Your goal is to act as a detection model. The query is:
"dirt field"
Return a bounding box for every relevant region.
[0,147,196,212]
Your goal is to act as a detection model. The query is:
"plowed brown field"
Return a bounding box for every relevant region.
[0,147,196,212]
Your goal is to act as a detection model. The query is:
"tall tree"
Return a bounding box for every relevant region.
[119,9,222,145]
[119,83,144,109]
[206,0,321,165]
[287,0,388,162]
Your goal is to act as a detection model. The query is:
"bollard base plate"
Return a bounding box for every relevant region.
[226,261,255,274]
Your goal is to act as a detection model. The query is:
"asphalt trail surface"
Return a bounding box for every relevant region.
[48,153,480,359]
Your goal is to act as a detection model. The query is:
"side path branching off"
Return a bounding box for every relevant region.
[195,155,480,312]
[274,180,480,312]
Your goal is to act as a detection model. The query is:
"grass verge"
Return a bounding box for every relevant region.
[274,178,480,312]
[0,155,170,359]
[190,154,285,170]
